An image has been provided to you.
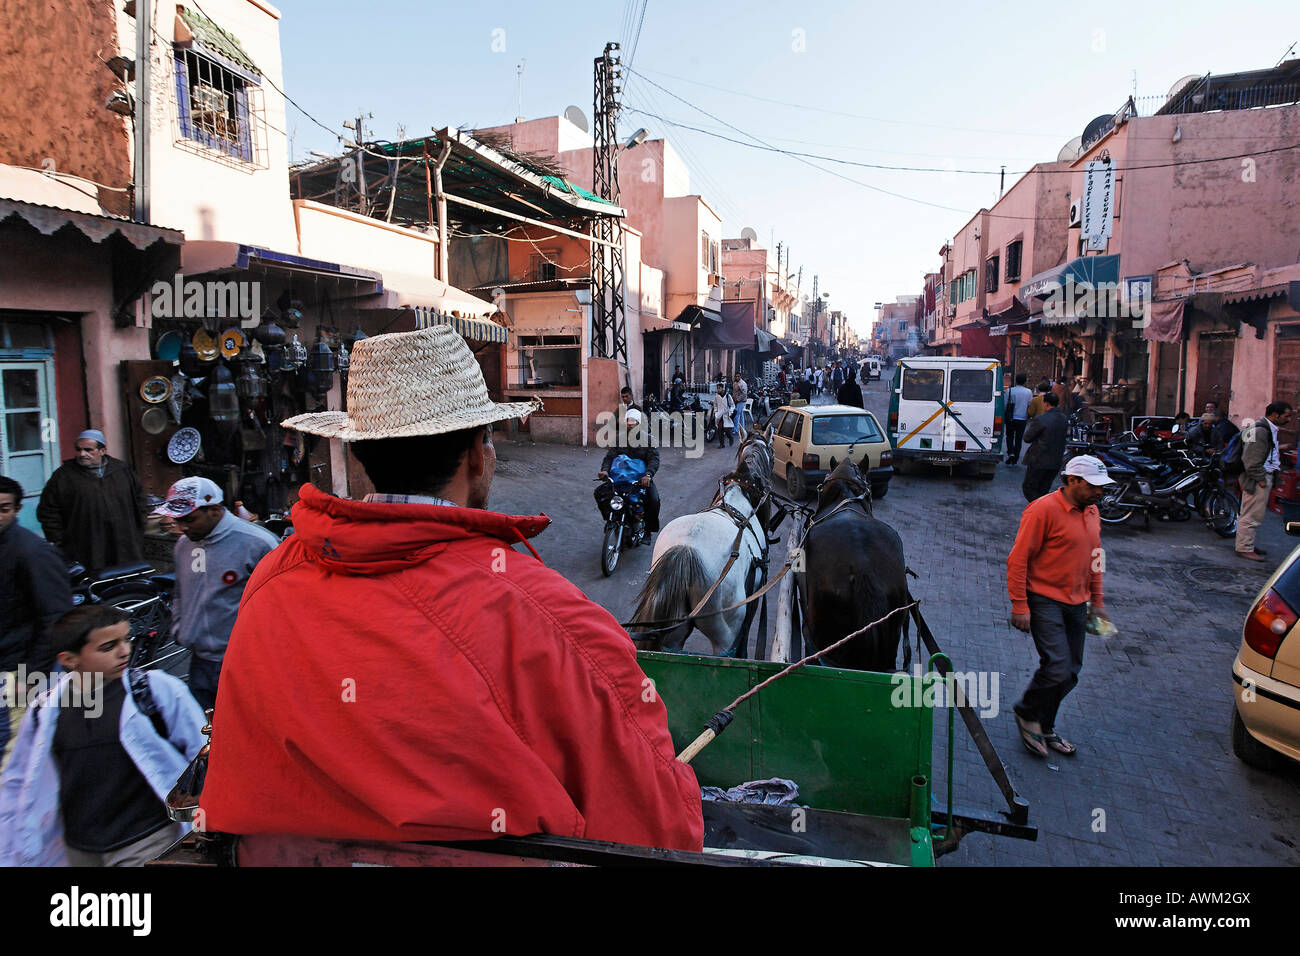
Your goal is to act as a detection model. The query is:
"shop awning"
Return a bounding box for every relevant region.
[357,271,507,343]
[1020,254,1120,299]
[674,303,722,328]
[1142,299,1186,343]
[0,196,184,252]
[989,317,1039,336]
[694,300,757,350]
[410,306,508,344]
[754,327,786,358]
[182,240,382,284]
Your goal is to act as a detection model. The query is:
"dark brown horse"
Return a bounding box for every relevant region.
[796,455,911,672]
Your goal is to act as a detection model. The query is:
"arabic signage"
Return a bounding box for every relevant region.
[1082,160,1114,250]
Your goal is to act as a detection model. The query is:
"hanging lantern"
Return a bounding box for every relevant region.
[208,362,240,422]
[345,323,368,350]
[336,341,350,372]
[254,314,286,347]
[236,361,266,400]
[283,300,305,326]
[311,337,337,374]
[284,333,308,371]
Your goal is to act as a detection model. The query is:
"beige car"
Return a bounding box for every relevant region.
[1231,523,1300,769]
[761,404,894,500]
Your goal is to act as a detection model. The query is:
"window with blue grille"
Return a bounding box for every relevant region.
[174,48,257,163]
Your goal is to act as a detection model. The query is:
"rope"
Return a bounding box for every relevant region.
[676,601,921,764]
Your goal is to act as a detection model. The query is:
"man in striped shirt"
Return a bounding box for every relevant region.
[1006,455,1114,758]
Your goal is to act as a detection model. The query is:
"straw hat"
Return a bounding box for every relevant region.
[281,324,542,440]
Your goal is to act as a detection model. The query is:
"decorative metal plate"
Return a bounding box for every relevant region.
[167,426,202,464]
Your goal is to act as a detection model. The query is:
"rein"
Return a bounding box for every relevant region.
[624,438,783,638]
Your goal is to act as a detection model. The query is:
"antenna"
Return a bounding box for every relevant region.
[1056,136,1083,162]
[1277,42,1296,67]
[516,60,526,123]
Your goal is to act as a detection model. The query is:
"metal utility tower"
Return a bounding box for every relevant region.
[591,42,627,366]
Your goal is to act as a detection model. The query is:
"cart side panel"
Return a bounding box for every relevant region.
[638,652,933,821]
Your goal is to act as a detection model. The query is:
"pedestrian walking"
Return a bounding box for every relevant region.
[198,324,703,851]
[0,476,73,774]
[36,430,149,570]
[711,383,736,448]
[1006,455,1114,758]
[1025,382,1050,419]
[153,477,280,711]
[836,372,864,408]
[1021,393,1068,501]
[0,605,207,866]
[1236,401,1295,561]
[1005,373,1033,464]
[731,372,749,436]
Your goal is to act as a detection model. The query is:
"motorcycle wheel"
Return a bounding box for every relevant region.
[1096,490,1137,525]
[601,523,622,577]
[1205,488,1240,538]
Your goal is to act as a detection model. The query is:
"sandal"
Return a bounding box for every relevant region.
[1015,713,1048,757]
[1043,732,1077,756]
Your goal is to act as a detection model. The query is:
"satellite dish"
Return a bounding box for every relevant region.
[1081,114,1114,148]
[740,226,758,243]
[563,105,589,133]
[1166,74,1201,100]
[1056,136,1083,163]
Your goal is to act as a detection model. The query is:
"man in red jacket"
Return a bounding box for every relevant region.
[199,325,704,852]
[1006,455,1113,760]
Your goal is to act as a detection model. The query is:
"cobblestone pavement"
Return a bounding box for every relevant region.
[490,380,1300,866]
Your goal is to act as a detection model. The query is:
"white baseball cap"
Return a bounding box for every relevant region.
[1063,455,1115,486]
[153,476,225,517]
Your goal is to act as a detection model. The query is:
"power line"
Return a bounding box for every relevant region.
[622,81,747,224]
[625,68,1300,221]
[633,66,1074,139]
[628,101,1300,177]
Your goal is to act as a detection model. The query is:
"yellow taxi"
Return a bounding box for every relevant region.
[1231,523,1300,769]
[761,404,893,500]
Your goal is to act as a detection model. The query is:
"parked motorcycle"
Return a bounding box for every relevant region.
[595,473,648,577]
[69,561,188,678]
[1065,436,1238,536]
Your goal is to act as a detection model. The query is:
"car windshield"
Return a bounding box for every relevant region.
[812,414,883,446]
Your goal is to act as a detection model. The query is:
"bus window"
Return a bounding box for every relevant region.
[949,369,994,403]
[902,368,944,401]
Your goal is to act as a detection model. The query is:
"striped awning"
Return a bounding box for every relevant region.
[412,307,508,344]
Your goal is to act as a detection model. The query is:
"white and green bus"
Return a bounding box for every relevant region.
[887,356,1005,479]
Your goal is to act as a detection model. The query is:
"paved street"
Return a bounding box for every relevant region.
[490,379,1300,866]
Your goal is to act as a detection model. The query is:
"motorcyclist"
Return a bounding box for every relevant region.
[595,408,661,535]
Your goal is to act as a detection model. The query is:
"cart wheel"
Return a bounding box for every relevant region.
[601,523,622,577]
[787,466,807,499]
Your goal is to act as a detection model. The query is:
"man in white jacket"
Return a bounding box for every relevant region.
[0,605,207,866]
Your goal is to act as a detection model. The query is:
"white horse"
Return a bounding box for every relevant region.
[630,427,778,656]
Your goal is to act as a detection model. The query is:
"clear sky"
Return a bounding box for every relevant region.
[274,0,1298,336]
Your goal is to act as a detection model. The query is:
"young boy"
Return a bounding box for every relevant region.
[0,605,207,866]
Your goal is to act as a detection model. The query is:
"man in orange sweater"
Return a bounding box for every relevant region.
[1006,455,1114,758]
